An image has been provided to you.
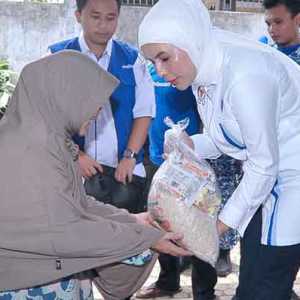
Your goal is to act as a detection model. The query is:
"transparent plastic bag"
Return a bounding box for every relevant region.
[148,117,221,266]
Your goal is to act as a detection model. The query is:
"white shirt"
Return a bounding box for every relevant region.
[191,45,300,246]
[79,34,155,177]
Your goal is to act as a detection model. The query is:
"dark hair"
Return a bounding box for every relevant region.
[76,0,121,12]
[263,0,300,17]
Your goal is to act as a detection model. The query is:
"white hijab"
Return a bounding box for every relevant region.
[138,0,300,89]
[138,0,223,88]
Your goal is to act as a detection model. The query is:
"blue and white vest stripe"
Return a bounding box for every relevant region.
[49,37,144,164]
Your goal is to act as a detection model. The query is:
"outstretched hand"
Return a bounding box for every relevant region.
[152,232,193,257]
[134,212,172,232]
[134,212,192,257]
[134,212,156,227]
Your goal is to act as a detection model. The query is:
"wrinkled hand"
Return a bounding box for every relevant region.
[134,212,156,227]
[147,206,172,232]
[115,158,136,184]
[78,152,103,179]
[164,130,194,156]
[152,232,193,257]
[134,213,192,256]
[134,212,171,231]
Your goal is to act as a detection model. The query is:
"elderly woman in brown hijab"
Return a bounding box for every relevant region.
[0,51,190,300]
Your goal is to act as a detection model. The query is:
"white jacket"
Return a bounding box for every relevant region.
[192,44,300,246]
[138,0,300,246]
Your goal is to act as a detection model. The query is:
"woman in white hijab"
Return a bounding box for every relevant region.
[139,0,300,299]
[0,51,190,300]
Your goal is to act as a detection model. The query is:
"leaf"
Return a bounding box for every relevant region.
[0,60,9,70]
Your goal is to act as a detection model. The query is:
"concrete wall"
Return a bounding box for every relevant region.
[0,0,268,72]
[236,1,263,13]
[0,1,78,71]
[210,11,266,38]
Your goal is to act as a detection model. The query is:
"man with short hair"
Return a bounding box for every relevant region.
[235,2,300,300]
[49,0,155,214]
[263,0,300,64]
[263,3,300,300]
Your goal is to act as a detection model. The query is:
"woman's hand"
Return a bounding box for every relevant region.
[217,219,230,237]
[152,232,193,257]
[78,152,103,178]
[134,213,192,256]
[164,130,194,156]
[181,131,195,149]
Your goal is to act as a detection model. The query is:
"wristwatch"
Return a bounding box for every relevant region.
[123,148,138,160]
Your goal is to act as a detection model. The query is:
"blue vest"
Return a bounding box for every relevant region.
[258,36,300,65]
[148,64,202,166]
[49,37,144,164]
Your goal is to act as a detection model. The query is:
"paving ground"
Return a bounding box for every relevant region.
[93,243,300,299]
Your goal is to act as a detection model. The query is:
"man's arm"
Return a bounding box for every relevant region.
[127,116,151,153]
[115,54,155,184]
[115,116,151,184]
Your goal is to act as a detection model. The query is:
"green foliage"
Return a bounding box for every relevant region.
[0,60,17,120]
[0,60,9,71]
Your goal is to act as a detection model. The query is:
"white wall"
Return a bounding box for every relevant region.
[0,0,268,72]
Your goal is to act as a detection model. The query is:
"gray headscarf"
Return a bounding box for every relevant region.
[2,50,118,137]
[0,51,163,292]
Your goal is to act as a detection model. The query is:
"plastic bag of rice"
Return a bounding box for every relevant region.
[148,118,221,266]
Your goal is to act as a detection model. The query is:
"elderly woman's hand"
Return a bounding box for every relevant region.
[152,232,193,257]
[134,213,192,256]
[78,152,103,178]
[134,212,156,227]
[134,212,172,232]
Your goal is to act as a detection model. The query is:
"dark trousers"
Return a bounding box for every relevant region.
[145,161,217,299]
[84,165,146,213]
[155,254,217,299]
[156,254,181,291]
[236,207,300,300]
[191,257,217,300]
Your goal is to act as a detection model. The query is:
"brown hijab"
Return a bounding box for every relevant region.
[0,51,162,292]
[2,50,118,137]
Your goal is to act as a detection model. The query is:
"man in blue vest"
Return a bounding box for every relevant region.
[252,2,300,300]
[262,0,300,64]
[49,0,155,214]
